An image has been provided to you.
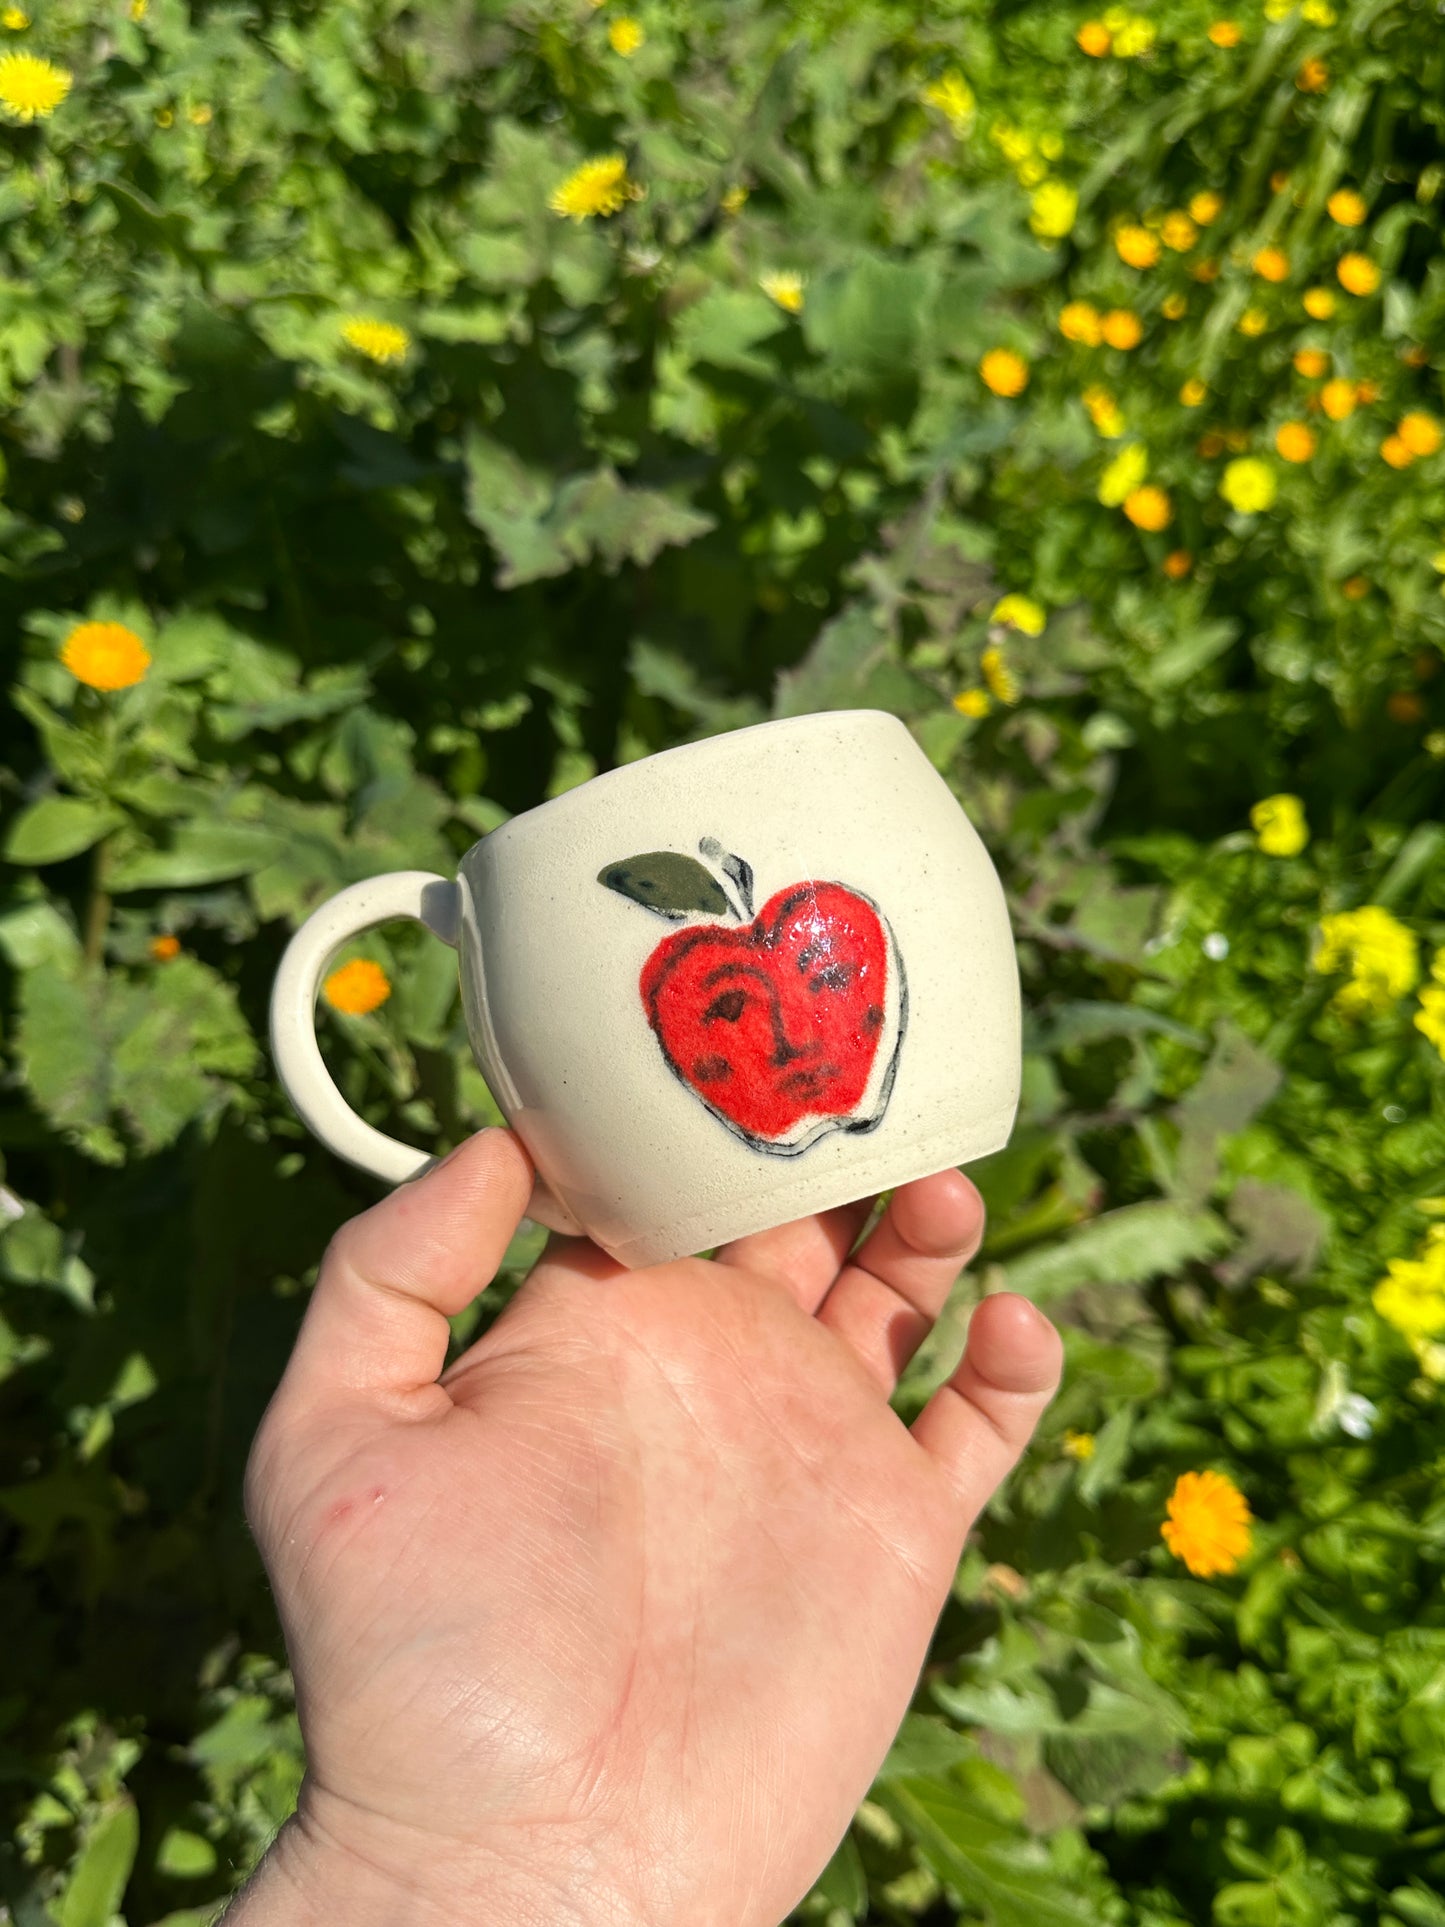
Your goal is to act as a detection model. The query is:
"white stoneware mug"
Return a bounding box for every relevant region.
[270,709,1021,1268]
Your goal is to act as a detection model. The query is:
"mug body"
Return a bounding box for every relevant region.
[455,710,1019,1267]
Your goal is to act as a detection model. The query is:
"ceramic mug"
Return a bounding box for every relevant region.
[269,709,1021,1268]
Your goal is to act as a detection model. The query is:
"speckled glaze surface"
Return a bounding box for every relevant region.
[271,710,1021,1268]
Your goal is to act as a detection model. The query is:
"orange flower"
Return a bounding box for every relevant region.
[1337,253,1380,296]
[1403,344,1431,369]
[1389,691,1425,724]
[1399,412,1442,457]
[1076,20,1111,54]
[1198,431,1227,458]
[1124,485,1172,530]
[1381,433,1414,468]
[1161,1469,1254,1578]
[1341,576,1370,600]
[980,348,1029,396]
[1189,190,1223,225]
[1293,347,1329,378]
[1180,378,1207,407]
[59,620,152,691]
[1275,421,1316,462]
[1207,19,1242,45]
[1161,212,1197,251]
[1059,300,1103,344]
[1320,378,1356,421]
[1296,55,1328,92]
[324,959,392,1015]
[149,934,181,962]
[1116,224,1161,268]
[1190,257,1221,282]
[1163,549,1193,579]
[1100,308,1142,349]
[1302,287,1337,319]
[1354,379,1381,405]
[1327,188,1367,227]
[1253,245,1289,283]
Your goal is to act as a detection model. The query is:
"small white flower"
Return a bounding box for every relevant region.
[1203,932,1230,960]
[1337,1394,1378,1441]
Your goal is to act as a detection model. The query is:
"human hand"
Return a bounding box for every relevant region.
[230,1128,1061,1927]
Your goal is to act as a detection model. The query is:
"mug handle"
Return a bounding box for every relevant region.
[269,870,583,1235]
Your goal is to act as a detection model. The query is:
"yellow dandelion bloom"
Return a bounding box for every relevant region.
[0,50,70,119]
[1373,1225,1445,1341]
[1327,188,1367,227]
[1313,905,1418,1014]
[1116,223,1161,268]
[1059,300,1102,345]
[1077,20,1112,53]
[1207,19,1242,44]
[1400,412,1442,457]
[1161,1470,1254,1579]
[1030,179,1078,239]
[1161,211,1198,251]
[341,317,410,365]
[1382,433,1414,469]
[149,933,181,963]
[1303,287,1336,319]
[1112,17,1157,56]
[980,348,1029,396]
[992,594,1046,635]
[923,69,975,132]
[1296,55,1328,92]
[549,153,632,222]
[1319,377,1356,421]
[1123,484,1171,530]
[1099,442,1149,505]
[607,16,643,54]
[1239,307,1269,336]
[1253,245,1289,283]
[2,8,30,28]
[1337,253,1380,296]
[953,688,992,719]
[759,270,805,314]
[1101,308,1142,349]
[324,959,392,1016]
[981,645,1019,704]
[1163,292,1189,320]
[1163,549,1193,579]
[1219,457,1277,513]
[1251,793,1308,855]
[1190,190,1224,225]
[1180,377,1207,406]
[1293,347,1329,378]
[59,620,151,691]
[1275,421,1316,462]
[1062,1430,1096,1460]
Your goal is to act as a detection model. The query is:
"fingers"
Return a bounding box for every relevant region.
[910,1292,1063,1515]
[815,1168,985,1394]
[275,1128,535,1421]
[712,1197,877,1313]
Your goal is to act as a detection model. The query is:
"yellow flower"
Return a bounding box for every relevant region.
[1373,1225,1445,1341]
[1161,211,1198,251]
[1083,385,1126,436]
[720,184,748,214]
[1314,905,1418,1014]
[1337,253,1380,296]
[1302,287,1337,319]
[922,69,975,132]
[1059,300,1102,345]
[1416,981,1445,1056]
[1030,179,1078,239]
[1062,1430,1096,1460]
[1207,19,1242,44]
[1264,0,1293,18]
[1161,1470,1254,1579]
[1296,55,1329,92]
[1275,421,1316,462]
[1253,246,1289,283]
[1301,0,1336,17]
[1163,549,1193,579]
[1099,442,1149,505]
[1162,292,1189,320]
[1238,308,1269,336]
[149,933,181,963]
[1112,16,1157,56]
[953,688,992,718]
[129,0,146,16]
[1124,484,1172,531]
[1293,347,1329,378]
[2,8,29,28]
[980,348,1029,397]
[1382,433,1414,469]
[1399,412,1442,457]
[1327,188,1367,227]
[759,270,805,314]
[0,49,70,119]
[188,103,212,125]
[549,153,632,222]
[1101,308,1142,350]
[1017,157,1047,189]
[1190,190,1224,225]
[1251,793,1308,855]
[992,594,1046,635]
[981,645,1019,704]
[1180,377,1207,406]
[1319,378,1355,421]
[59,620,151,691]
[1076,20,1112,53]
[607,16,643,55]
[1341,574,1370,599]
[324,959,392,1016]
[1115,223,1160,268]
[1219,457,1277,513]
[340,317,410,365]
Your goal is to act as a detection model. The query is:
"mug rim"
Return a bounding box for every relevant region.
[470,708,911,855]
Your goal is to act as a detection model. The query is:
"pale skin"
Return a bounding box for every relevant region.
[229,1128,1062,1927]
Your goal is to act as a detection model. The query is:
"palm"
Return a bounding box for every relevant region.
[246,1132,1060,1926]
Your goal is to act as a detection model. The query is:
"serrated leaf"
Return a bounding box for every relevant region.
[1001,1202,1230,1303]
[599,851,732,920]
[880,1775,1102,1927]
[4,795,120,865]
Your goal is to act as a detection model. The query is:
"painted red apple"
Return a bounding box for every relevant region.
[600,845,906,1154]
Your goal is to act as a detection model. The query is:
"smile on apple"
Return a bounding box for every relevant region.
[599,841,906,1154]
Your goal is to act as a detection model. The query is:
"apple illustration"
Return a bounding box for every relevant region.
[599,841,906,1154]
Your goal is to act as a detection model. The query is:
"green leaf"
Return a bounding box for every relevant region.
[1000,1203,1231,1303]
[3,795,120,865]
[0,898,82,969]
[879,1774,1102,1927]
[108,823,288,892]
[55,1800,139,1927]
[599,851,733,920]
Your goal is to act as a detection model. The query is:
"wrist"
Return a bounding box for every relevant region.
[222,1801,620,1927]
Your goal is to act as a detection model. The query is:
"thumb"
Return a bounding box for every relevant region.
[910,1292,1062,1517]
[274,1128,535,1422]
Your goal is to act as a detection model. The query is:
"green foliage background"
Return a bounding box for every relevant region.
[3,0,1445,1921]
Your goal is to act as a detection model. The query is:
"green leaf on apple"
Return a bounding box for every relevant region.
[598,851,733,920]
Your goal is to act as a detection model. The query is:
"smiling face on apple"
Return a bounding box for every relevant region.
[599,846,906,1155]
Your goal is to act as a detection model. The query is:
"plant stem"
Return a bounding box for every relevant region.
[83,834,112,969]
